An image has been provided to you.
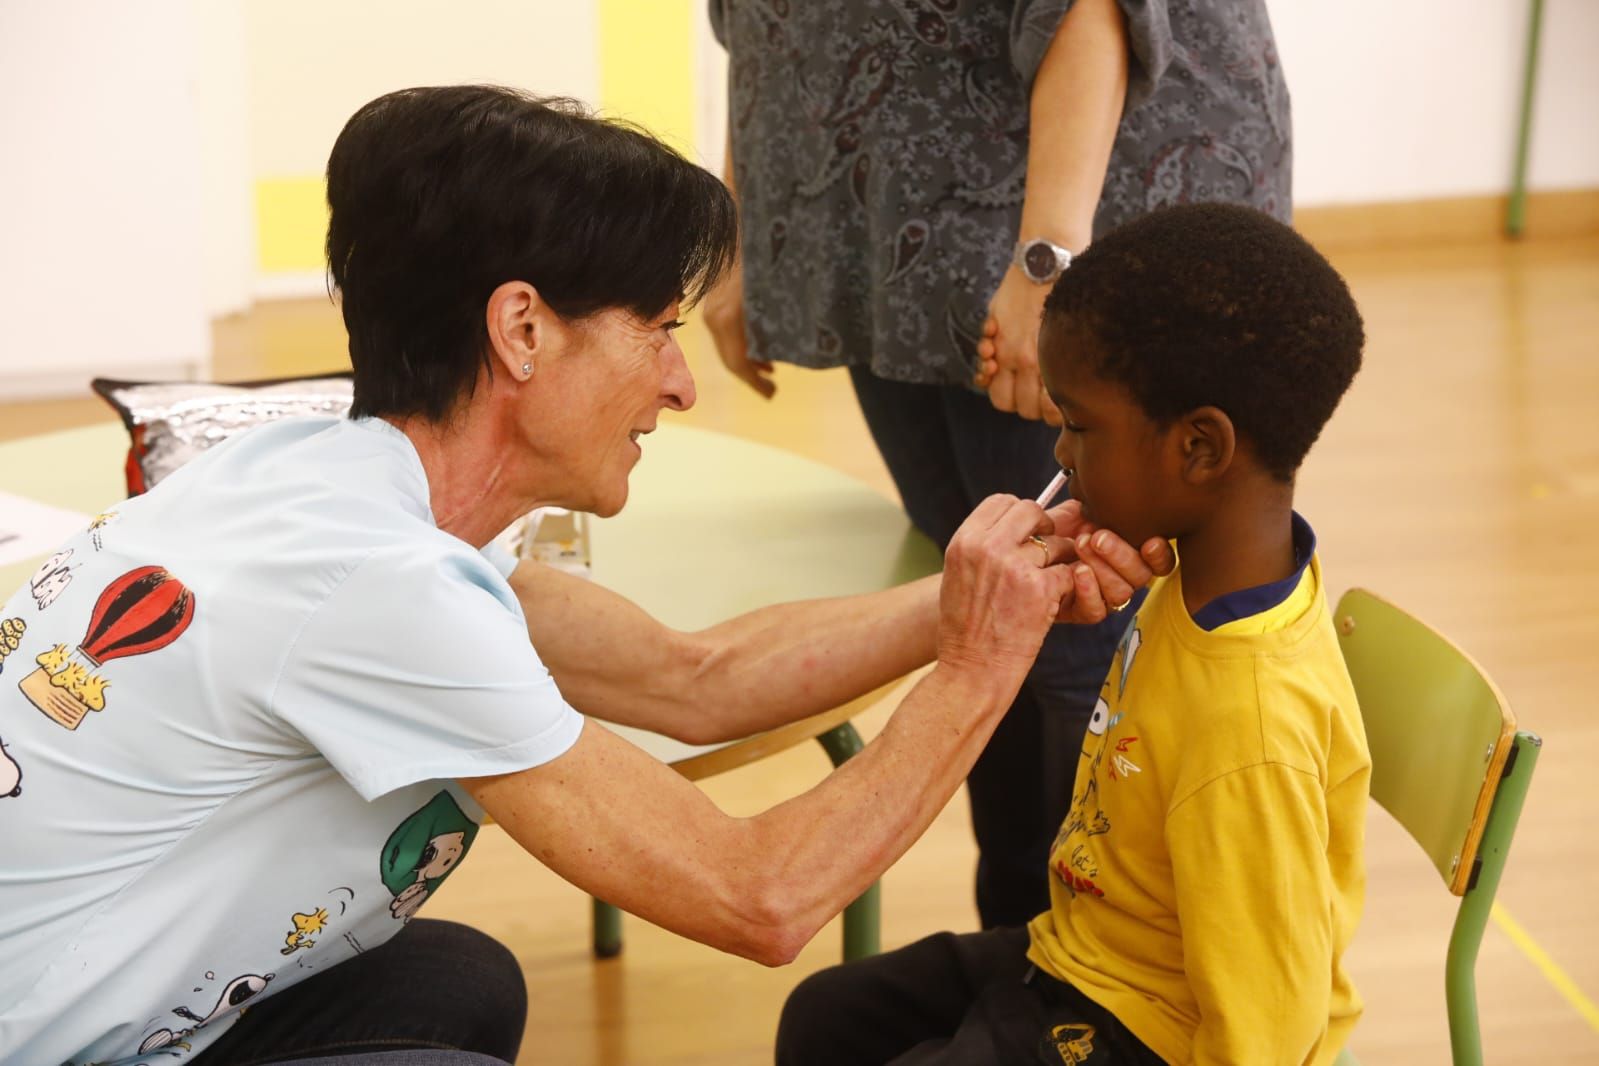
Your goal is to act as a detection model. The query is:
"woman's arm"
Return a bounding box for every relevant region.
[509,560,939,744]
[702,129,775,398]
[978,0,1130,421]
[508,500,1171,744]
[466,495,1072,965]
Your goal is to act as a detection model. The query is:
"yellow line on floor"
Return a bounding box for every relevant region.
[1492,902,1599,1032]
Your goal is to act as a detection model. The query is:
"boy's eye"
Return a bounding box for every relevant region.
[1063,421,1086,433]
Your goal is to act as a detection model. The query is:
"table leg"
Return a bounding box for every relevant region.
[593,897,623,958]
[816,722,881,961]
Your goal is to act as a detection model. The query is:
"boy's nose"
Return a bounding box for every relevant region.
[1053,436,1074,473]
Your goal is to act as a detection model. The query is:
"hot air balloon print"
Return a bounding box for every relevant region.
[18,565,196,731]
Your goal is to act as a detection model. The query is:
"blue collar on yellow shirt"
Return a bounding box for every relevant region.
[1188,513,1317,632]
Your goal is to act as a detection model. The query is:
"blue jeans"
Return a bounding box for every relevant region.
[849,368,1134,928]
[192,920,525,1065]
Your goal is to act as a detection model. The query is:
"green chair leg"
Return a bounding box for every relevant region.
[1508,0,1546,237]
[593,897,623,959]
[1444,732,1541,1065]
[817,722,881,960]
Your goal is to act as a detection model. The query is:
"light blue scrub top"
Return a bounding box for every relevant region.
[0,417,583,1065]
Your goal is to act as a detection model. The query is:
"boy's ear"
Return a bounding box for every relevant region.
[1174,405,1236,485]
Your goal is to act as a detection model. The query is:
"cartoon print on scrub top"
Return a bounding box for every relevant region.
[88,511,119,551]
[1051,625,1143,902]
[137,971,273,1056]
[28,549,76,611]
[281,908,330,955]
[380,790,480,922]
[0,734,21,798]
[0,615,24,674]
[18,565,196,731]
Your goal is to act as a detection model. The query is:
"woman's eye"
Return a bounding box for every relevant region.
[663,319,686,333]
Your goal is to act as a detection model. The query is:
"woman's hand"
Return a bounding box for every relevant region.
[702,258,777,399]
[974,267,1060,426]
[937,495,1075,679]
[1035,499,1176,623]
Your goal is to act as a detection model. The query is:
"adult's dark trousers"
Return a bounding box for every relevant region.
[849,367,1135,929]
[775,925,1164,1065]
[192,919,526,1065]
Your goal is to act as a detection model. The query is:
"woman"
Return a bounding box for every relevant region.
[705,0,1291,928]
[0,86,1170,1065]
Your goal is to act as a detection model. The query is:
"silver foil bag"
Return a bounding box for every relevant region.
[91,375,354,494]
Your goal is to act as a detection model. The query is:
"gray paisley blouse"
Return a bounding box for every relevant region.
[709,0,1292,386]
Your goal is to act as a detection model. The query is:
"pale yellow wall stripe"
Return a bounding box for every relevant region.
[253,3,697,277]
[255,176,327,274]
[597,0,697,158]
[1492,902,1599,1033]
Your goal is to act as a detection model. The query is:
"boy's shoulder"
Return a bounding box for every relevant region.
[1125,561,1364,789]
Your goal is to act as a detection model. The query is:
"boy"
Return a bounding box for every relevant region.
[776,203,1370,1065]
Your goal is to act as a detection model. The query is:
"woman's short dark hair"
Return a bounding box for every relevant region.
[326,85,738,421]
[1042,203,1364,482]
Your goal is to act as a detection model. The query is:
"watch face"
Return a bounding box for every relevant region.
[1024,241,1059,281]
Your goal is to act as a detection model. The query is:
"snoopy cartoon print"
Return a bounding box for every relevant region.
[137,971,273,1055]
[281,908,329,954]
[380,790,479,921]
[28,549,76,611]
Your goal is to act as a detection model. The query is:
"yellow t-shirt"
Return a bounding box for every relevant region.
[1028,553,1370,1065]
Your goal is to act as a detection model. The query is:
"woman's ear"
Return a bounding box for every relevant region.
[485,280,558,382]
[1176,405,1236,485]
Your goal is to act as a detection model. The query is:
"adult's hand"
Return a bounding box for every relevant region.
[937,494,1075,679]
[701,258,777,399]
[1032,499,1176,623]
[974,267,1060,426]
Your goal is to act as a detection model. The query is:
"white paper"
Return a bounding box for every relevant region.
[0,492,91,567]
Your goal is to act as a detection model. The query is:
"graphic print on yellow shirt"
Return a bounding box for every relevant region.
[1049,621,1143,904]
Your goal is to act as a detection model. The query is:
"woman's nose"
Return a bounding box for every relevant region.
[661,339,697,412]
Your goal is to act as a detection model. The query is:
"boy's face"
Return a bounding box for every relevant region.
[1038,316,1183,548]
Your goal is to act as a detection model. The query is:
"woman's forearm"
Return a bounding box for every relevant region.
[510,559,939,744]
[1019,0,1130,251]
[684,574,940,742]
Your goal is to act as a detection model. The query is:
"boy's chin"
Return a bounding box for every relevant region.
[1090,515,1164,555]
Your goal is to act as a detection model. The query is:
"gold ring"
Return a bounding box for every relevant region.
[1028,535,1050,568]
[1109,595,1134,612]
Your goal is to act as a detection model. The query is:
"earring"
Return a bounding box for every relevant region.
[521,362,532,378]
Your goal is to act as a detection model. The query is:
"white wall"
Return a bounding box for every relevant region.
[245,0,600,178]
[196,0,255,318]
[1,1,1593,400]
[1274,0,1599,205]
[0,1,210,399]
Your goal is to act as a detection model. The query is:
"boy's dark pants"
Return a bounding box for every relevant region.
[776,926,1164,1065]
[849,369,1135,928]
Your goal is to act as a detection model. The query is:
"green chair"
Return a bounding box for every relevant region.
[1331,589,1541,1066]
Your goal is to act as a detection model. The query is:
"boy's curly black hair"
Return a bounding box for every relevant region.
[1042,203,1364,482]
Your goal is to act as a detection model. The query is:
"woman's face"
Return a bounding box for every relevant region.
[530,302,695,516]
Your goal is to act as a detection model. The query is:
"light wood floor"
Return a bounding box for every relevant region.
[2,234,1596,1064]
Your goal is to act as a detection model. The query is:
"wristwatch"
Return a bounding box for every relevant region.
[1012,238,1075,285]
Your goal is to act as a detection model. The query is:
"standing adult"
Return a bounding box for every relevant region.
[705,0,1291,927]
